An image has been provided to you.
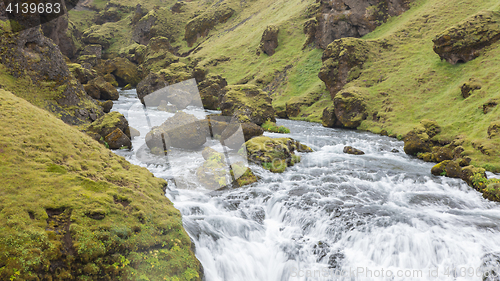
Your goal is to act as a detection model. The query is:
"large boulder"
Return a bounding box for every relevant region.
[333,87,368,128]
[185,4,235,47]
[433,11,500,64]
[198,74,228,110]
[82,25,114,50]
[137,72,169,104]
[321,106,341,128]
[245,136,312,173]
[105,128,132,149]
[145,112,208,154]
[85,111,131,140]
[221,122,264,149]
[403,119,441,156]
[67,63,97,85]
[102,57,141,87]
[259,25,279,56]
[318,38,371,98]
[314,0,412,48]
[132,10,156,45]
[343,146,365,155]
[84,77,119,100]
[431,160,461,178]
[219,85,275,126]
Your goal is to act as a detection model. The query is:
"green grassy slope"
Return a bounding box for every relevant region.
[0,90,201,280]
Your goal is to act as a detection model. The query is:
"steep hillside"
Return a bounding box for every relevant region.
[0,90,202,280]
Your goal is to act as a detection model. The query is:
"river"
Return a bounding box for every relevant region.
[112,89,500,281]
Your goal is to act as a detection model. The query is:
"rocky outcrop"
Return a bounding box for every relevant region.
[318,38,371,98]
[314,0,413,48]
[322,106,341,128]
[433,11,500,64]
[145,112,208,154]
[0,22,103,125]
[85,111,132,149]
[343,146,365,155]
[84,77,119,100]
[259,25,279,56]
[333,87,368,128]
[82,25,114,50]
[41,13,77,59]
[488,121,500,138]
[68,63,97,85]
[461,79,482,98]
[137,72,169,104]
[219,85,275,126]
[133,11,157,45]
[185,4,234,47]
[245,136,313,173]
[198,74,228,110]
[403,119,441,156]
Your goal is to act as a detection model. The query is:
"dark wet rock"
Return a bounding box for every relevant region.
[219,85,275,126]
[145,112,208,154]
[322,106,340,128]
[97,100,113,113]
[343,146,365,155]
[41,12,77,59]
[185,4,235,47]
[319,38,372,98]
[333,87,368,128]
[461,79,482,98]
[314,0,412,48]
[85,77,119,100]
[259,25,279,56]
[391,149,399,153]
[403,119,441,156]
[433,11,500,64]
[105,128,132,149]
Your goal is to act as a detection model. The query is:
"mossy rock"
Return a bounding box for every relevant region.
[103,73,119,87]
[0,90,202,280]
[85,76,119,100]
[487,121,500,138]
[483,183,500,202]
[219,85,275,126]
[102,57,141,87]
[433,11,500,64]
[67,63,97,84]
[221,122,264,149]
[104,128,131,149]
[245,136,312,173]
[343,146,365,155]
[259,25,279,56]
[333,87,368,128]
[461,79,482,98]
[185,4,235,47]
[318,38,372,98]
[85,111,131,143]
[196,149,228,190]
[286,92,322,118]
[82,24,115,50]
[403,120,441,156]
[198,74,228,110]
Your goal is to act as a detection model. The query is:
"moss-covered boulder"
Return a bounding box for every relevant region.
[145,112,208,154]
[85,111,131,149]
[137,72,169,104]
[219,85,275,126]
[433,11,500,64]
[198,74,228,110]
[185,4,235,47]
[259,25,279,56]
[285,92,322,118]
[245,136,312,173]
[221,122,264,149]
[318,38,371,98]
[132,10,157,45]
[143,37,179,73]
[343,146,365,155]
[403,119,441,156]
[67,63,97,85]
[333,87,368,128]
[82,44,103,59]
[322,106,341,128]
[418,146,454,162]
[0,91,202,280]
[97,100,113,113]
[82,24,115,50]
[84,76,119,100]
[103,57,141,87]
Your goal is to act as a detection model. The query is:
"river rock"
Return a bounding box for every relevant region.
[333,87,368,128]
[219,85,275,126]
[259,25,279,56]
[198,74,228,110]
[318,38,371,98]
[105,128,132,149]
[137,72,169,105]
[84,76,119,100]
[86,112,131,140]
[460,165,487,189]
[145,112,208,154]
[221,122,264,149]
[245,136,312,173]
[98,100,114,113]
[322,106,340,128]
[343,146,365,155]
[433,11,500,64]
[403,119,441,156]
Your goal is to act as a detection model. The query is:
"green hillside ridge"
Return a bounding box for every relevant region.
[0,90,202,280]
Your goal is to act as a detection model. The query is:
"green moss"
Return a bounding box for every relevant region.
[0,90,201,280]
[262,120,290,133]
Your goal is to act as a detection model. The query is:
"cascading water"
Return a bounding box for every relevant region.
[112,90,500,281]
